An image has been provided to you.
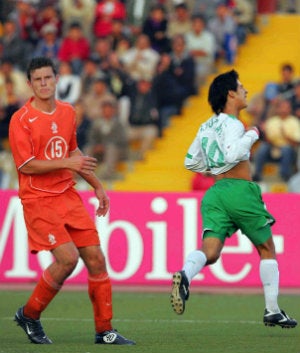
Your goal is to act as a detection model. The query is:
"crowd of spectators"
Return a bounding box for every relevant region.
[247,63,300,191]
[0,0,258,186]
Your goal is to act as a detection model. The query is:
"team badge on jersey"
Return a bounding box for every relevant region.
[51,122,58,134]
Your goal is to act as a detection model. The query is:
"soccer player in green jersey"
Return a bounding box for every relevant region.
[170,69,297,328]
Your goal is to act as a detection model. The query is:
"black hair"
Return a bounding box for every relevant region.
[191,13,206,24]
[208,69,239,114]
[26,57,57,81]
[281,63,294,72]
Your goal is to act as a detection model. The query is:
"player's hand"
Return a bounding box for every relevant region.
[67,155,98,175]
[249,126,260,137]
[94,187,110,217]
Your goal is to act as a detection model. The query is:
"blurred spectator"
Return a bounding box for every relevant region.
[0,18,32,71]
[142,4,171,54]
[82,77,117,121]
[100,52,135,126]
[120,33,160,81]
[85,100,128,180]
[127,78,159,160]
[8,0,38,45]
[0,78,20,189]
[56,61,82,105]
[58,22,90,74]
[167,3,192,38]
[192,0,224,20]
[125,0,154,37]
[153,53,180,132]
[232,0,257,44]
[93,0,126,38]
[191,172,215,191]
[59,0,96,40]
[33,4,63,39]
[0,59,30,105]
[185,14,216,86]
[170,34,196,99]
[288,171,300,192]
[290,80,300,119]
[153,35,196,131]
[153,53,185,129]
[33,23,61,65]
[246,92,266,128]
[80,57,106,94]
[276,63,296,96]
[0,1,15,23]
[74,99,92,151]
[252,99,300,182]
[208,2,238,64]
[0,79,20,147]
[99,51,135,98]
[250,63,297,127]
[162,0,195,14]
[90,37,112,74]
[109,19,131,52]
[113,35,132,57]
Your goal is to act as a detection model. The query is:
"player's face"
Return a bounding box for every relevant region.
[28,66,58,100]
[236,80,248,108]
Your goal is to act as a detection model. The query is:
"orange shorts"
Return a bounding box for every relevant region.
[21,188,100,253]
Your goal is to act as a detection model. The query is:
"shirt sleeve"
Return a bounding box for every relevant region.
[223,120,259,163]
[184,130,208,173]
[9,114,35,170]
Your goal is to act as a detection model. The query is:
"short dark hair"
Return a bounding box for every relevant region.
[175,3,188,10]
[208,70,239,114]
[191,13,206,24]
[281,63,294,72]
[26,57,57,80]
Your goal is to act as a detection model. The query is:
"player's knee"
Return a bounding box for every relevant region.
[80,247,107,273]
[205,252,220,265]
[86,253,106,273]
[256,237,276,259]
[59,253,80,275]
[201,236,223,264]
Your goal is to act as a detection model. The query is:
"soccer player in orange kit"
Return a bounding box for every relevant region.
[9,57,135,345]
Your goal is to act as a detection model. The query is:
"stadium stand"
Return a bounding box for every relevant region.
[1,2,300,193]
[112,14,300,192]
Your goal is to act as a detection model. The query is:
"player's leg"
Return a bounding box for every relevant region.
[255,234,297,328]
[171,235,224,315]
[79,245,135,345]
[15,242,79,344]
[171,181,229,315]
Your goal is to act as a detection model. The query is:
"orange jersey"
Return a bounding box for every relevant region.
[9,98,78,198]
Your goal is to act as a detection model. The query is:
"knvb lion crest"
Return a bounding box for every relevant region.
[51,122,58,134]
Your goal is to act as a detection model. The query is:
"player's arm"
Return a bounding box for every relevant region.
[223,121,259,163]
[71,149,110,217]
[19,150,97,175]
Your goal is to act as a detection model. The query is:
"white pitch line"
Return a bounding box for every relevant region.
[2,317,261,325]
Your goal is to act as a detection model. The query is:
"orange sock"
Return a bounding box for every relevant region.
[88,272,113,333]
[23,269,61,320]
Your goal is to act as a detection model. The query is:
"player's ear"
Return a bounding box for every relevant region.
[228,90,236,98]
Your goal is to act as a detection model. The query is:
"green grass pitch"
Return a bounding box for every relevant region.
[0,288,299,353]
